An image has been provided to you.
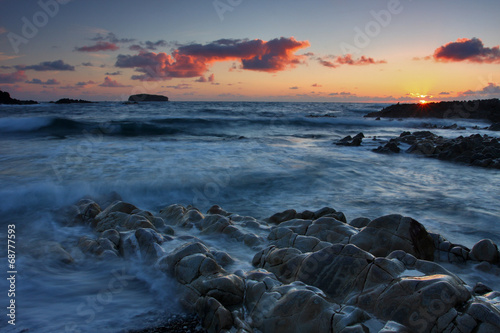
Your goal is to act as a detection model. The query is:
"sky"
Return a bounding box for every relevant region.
[0,0,499,102]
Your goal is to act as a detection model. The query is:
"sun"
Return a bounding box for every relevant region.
[419,99,427,104]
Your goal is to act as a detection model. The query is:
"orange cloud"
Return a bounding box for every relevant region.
[115,37,310,80]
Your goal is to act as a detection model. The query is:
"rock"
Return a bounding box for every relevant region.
[195,297,233,332]
[336,133,364,146]
[473,282,493,295]
[0,90,38,104]
[53,98,92,104]
[313,207,337,219]
[349,217,371,228]
[470,239,499,263]
[135,228,164,261]
[488,123,500,131]
[350,214,435,260]
[159,204,186,225]
[364,99,500,123]
[128,94,169,102]
[269,209,297,224]
[373,141,400,154]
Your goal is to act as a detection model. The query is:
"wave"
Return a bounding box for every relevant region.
[1,112,487,139]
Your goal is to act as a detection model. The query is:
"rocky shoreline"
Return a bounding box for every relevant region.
[365,99,500,123]
[373,131,500,169]
[35,193,500,332]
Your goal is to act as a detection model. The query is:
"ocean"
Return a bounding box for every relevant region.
[0,101,499,332]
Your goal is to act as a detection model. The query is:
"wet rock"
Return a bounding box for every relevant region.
[336,132,364,146]
[101,229,120,246]
[470,239,499,263]
[159,204,186,225]
[135,228,164,261]
[195,297,233,333]
[268,209,297,224]
[373,140,400,154]
[350,214,435,260]
[349,217,371,228]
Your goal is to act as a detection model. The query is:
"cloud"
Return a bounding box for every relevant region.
[458,83,500,97]
[318,59,336,68]
[0,70,27,84]
[164,83,192,90]
[312,83,322,87]
[25,78,60,85]
[335,54,386,65]
[16,60,75,71]
[82,62,94,67]
[76,80,96,87]
[0,26,6,34]
[75,41,119,52]
[129,40,168,51]
[195,73,215,83]
[289,86,299,89]
[433,38,500,63]
[115,37,310,80]
[439,91,451,95]
[329,91,353,96]
[0,52,21,61]
[105,71,122,76]
[317,54,386,68]
[99,76,131,87]
[91,32,134,44]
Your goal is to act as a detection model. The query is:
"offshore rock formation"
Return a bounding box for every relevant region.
[373,131,500,169]
[56,195,500,332]
[365,99,500,123]
[0,90,38,105]
[53,98,93,104]
[128,94,169,102]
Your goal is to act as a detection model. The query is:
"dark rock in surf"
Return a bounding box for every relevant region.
[128,94,169,102]
[336,132,364,146]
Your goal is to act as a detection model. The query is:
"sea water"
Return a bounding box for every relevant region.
[0,101,499,332]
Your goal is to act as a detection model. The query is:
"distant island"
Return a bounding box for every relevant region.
[365,99,500,123]
[52,98,93,104]
[128,94,169,102]
[0,90,38,105]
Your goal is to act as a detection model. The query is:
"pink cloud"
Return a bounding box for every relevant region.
[433,38,500,63]
[75,41,120,52]
[99,76,130,87]
[317,54,386,68]
[0,70,27,84]
[115,37,310,80]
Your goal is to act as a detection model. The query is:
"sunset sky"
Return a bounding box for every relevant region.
[0,0,499,102]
